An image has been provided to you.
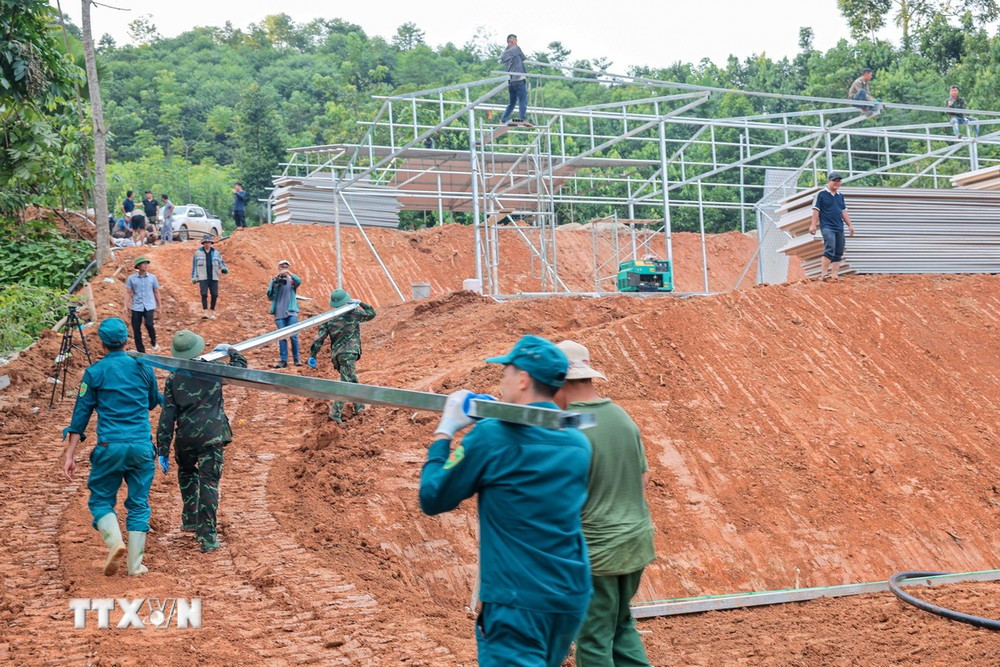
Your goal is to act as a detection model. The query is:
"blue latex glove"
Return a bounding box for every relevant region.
[158,456,169,474]
[221,268,229,274]
[307,357,317,368]
[434,389,478,439]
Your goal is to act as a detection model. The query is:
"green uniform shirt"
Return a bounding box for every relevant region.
[155,351,247,456]
[309,302,376,360]
[570,398,655,576]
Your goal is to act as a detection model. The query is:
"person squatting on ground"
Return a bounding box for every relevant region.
[554,340,656,667]
[419,335,593,667]
[192,235,228,320]
[500,33,529,125]
[308,289,376,422]
[62,318,162,577]
[124,256,160,353]
[809,172,855,280]
[156,330,247,553]
[232,182,248,228]
[267,260,302,368]
[946,85,979,138]
[160,194,175,244]
[848,67,880,117]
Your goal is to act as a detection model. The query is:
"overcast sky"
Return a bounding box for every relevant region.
[59,0,901,69]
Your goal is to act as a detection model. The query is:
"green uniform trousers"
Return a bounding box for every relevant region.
[476,602,586,667]
[575,569,651,667]
[328,353,363,420]
[175,442,224,547]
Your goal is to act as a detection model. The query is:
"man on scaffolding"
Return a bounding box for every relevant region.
[500,34,531,127]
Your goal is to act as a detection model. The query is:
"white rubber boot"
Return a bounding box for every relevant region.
[127,531,149,576]
[96,513,126,576]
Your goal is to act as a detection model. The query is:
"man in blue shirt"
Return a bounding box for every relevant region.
[809,172,855,280]
[232,182,248,228]
[267,259,302,367]
[121,190,135,217]
[124,257,161,352]
[62,318,162,577]
[420,334,593,667]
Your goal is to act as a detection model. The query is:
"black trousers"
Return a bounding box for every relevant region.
[200,279,219,310]
[233,210,246,228]
[130,309,156,352]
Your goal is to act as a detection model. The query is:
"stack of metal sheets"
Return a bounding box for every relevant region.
[951,166,1000,190]
[271,177,402,228]
[777,186,1000,275]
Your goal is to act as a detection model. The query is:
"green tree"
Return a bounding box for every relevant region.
[233,83,284,215]
[392,22,426,51]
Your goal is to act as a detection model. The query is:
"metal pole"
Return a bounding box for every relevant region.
[334,179,342,289]
[739,131,746,234]
[436,172,443,226]
[697,180,709,293]
[658,119,674,266]
[339,192,406,302]
[467,89,484,291]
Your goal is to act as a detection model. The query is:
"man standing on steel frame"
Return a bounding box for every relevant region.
[62,318,162,577]
[808,172,855,280]
[307,289,376,423]
[156,330,247,553]
[499,33,529,126]
[554,340,655,667]
[419,334,593,667]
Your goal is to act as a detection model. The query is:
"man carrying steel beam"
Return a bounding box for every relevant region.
[307,289,377,423]
[156,330,247,552]
[61,318,162,577]
[419,334,593,667]
[554,340,655,667]
[809,172,855,280]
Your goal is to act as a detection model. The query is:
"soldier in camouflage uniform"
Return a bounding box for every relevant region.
[307,288,377,423]
[156,330,246,552]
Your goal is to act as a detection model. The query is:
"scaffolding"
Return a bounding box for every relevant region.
[274,62,1000,299]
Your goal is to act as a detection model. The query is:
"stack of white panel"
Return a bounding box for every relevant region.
[777,186,1000,276]
[951,166,1000,190]
[271,177,401,228]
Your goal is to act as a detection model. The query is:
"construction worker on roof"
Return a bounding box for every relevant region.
[554,340,655,667]
[419,334,593,666]
[307,289,377,423]
[62,318,163,577]
[156,330,247,553]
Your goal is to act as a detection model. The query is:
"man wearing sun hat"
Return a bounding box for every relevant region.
[191,234,229,320]
[62,318,163,577]
[124,256,160,353]
[553,340,655,667]
[156,330,246,553]
[419,334,593,667]
[307,288,376,423]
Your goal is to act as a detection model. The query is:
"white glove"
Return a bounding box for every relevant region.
[434,389,475,439]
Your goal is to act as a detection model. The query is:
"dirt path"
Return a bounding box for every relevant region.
[0,227,997,664]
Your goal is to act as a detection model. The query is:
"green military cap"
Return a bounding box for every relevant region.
[329,288,352,308]
[170,329,206,359]
[134,256,151,268]
[98,318,129,346]
[486,334,569,388]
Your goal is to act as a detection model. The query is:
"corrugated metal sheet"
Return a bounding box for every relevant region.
[271,177,401,228]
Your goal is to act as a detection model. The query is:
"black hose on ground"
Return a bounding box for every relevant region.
[889,571,1000,631]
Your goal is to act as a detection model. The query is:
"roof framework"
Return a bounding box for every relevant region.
[275,62,1000,297]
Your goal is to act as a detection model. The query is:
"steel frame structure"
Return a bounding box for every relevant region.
[274,62,1000,297]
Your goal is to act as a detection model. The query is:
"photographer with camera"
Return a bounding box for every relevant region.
[266,260,302,368]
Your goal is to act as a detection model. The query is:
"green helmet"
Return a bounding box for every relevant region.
[329,288,352,308]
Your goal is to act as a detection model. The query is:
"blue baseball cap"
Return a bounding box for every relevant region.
[97,318,129,346]
[485,334,569,388]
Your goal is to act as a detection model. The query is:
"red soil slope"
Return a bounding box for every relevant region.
[0,226,995,665]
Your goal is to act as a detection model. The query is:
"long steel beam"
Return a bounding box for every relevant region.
[133,354,595,430]
[199,304,358,362]
[629,569,1000,619]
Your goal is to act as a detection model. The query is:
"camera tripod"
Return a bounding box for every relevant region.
[49,306,93,407]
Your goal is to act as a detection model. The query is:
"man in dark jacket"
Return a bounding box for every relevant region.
[307,289,376,422]
[232,182,248,228]
[500,34,529,126]
[156,330,247,552]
